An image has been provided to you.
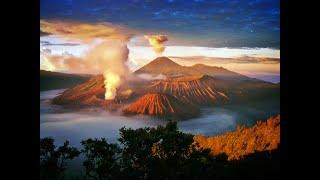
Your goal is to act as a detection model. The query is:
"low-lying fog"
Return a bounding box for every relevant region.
[40,89,280,147]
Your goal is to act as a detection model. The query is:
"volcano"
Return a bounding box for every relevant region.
[134,56,197,77]
[123,93,200,120]
[52,75,105,106]
[147,75,228,105]
[134,56,251,81]
[52,56,278,120]
[134,57,278,102]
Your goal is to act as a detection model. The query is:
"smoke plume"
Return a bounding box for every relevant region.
[144,35,168,55]
[40,20,131,100]
[86,41,129,99]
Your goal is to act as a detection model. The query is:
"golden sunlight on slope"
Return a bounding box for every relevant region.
[194,115,280,160]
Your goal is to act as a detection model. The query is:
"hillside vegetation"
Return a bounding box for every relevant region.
[194,115,280,160]
[41,116,280,179]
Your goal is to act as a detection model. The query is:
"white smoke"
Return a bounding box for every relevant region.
[41,40,130,100]
[85,41,129,100]
[137,73,167,80]
[40,20,132,100]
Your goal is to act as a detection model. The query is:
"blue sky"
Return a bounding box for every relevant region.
[40,0,279,48]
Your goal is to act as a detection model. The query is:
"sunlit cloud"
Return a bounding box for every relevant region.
[40,20,133,42]
[169,56,280,65]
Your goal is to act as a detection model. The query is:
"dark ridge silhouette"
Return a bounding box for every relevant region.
[40,70,91,91]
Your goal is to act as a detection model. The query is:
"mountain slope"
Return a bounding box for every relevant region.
[123,93,200,120]
[191,64,251,81]
[147,75,229,105]
[52,75,105,106]
[40,70,91,91]
[52,75,139,107]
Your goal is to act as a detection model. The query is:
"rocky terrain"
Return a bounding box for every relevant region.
[148,75,228,105]
[123,93,200,120]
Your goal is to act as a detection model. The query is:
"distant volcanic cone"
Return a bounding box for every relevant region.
[123,93,200,120]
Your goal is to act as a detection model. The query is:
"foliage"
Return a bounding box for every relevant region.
[40,117,280,180]
[81,138,121,180]
[118,121,219,179]
[40,137,80,180]
[194,115,280,160]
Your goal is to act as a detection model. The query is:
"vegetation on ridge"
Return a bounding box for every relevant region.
[194,115,280,160]
[40,115,280,179]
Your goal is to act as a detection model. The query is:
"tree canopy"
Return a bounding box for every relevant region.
[40,121,280,180]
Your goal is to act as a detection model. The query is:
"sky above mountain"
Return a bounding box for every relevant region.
[41,0,279,48]
[40,0,280,83]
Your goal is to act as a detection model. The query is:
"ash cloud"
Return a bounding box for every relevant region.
[144,35,168,55]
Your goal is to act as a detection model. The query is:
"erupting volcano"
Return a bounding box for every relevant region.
[52,57,278,120]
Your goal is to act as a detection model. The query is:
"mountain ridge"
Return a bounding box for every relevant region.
[40,70,91,91]
[135,56,257,82]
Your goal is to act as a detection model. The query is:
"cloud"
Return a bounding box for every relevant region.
[40,30,51,36]
[40,40,129,74]
[168,56,280,65]
[40,40,131,100]
[167,55,280,77]
[40,20,133,42]
[40,19,137,99]
[40,40,80,46]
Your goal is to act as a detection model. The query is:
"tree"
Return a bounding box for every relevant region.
[40,137,80,180]
[81,138,121,180]
[40,120,280,180]
[118,121,227,179]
